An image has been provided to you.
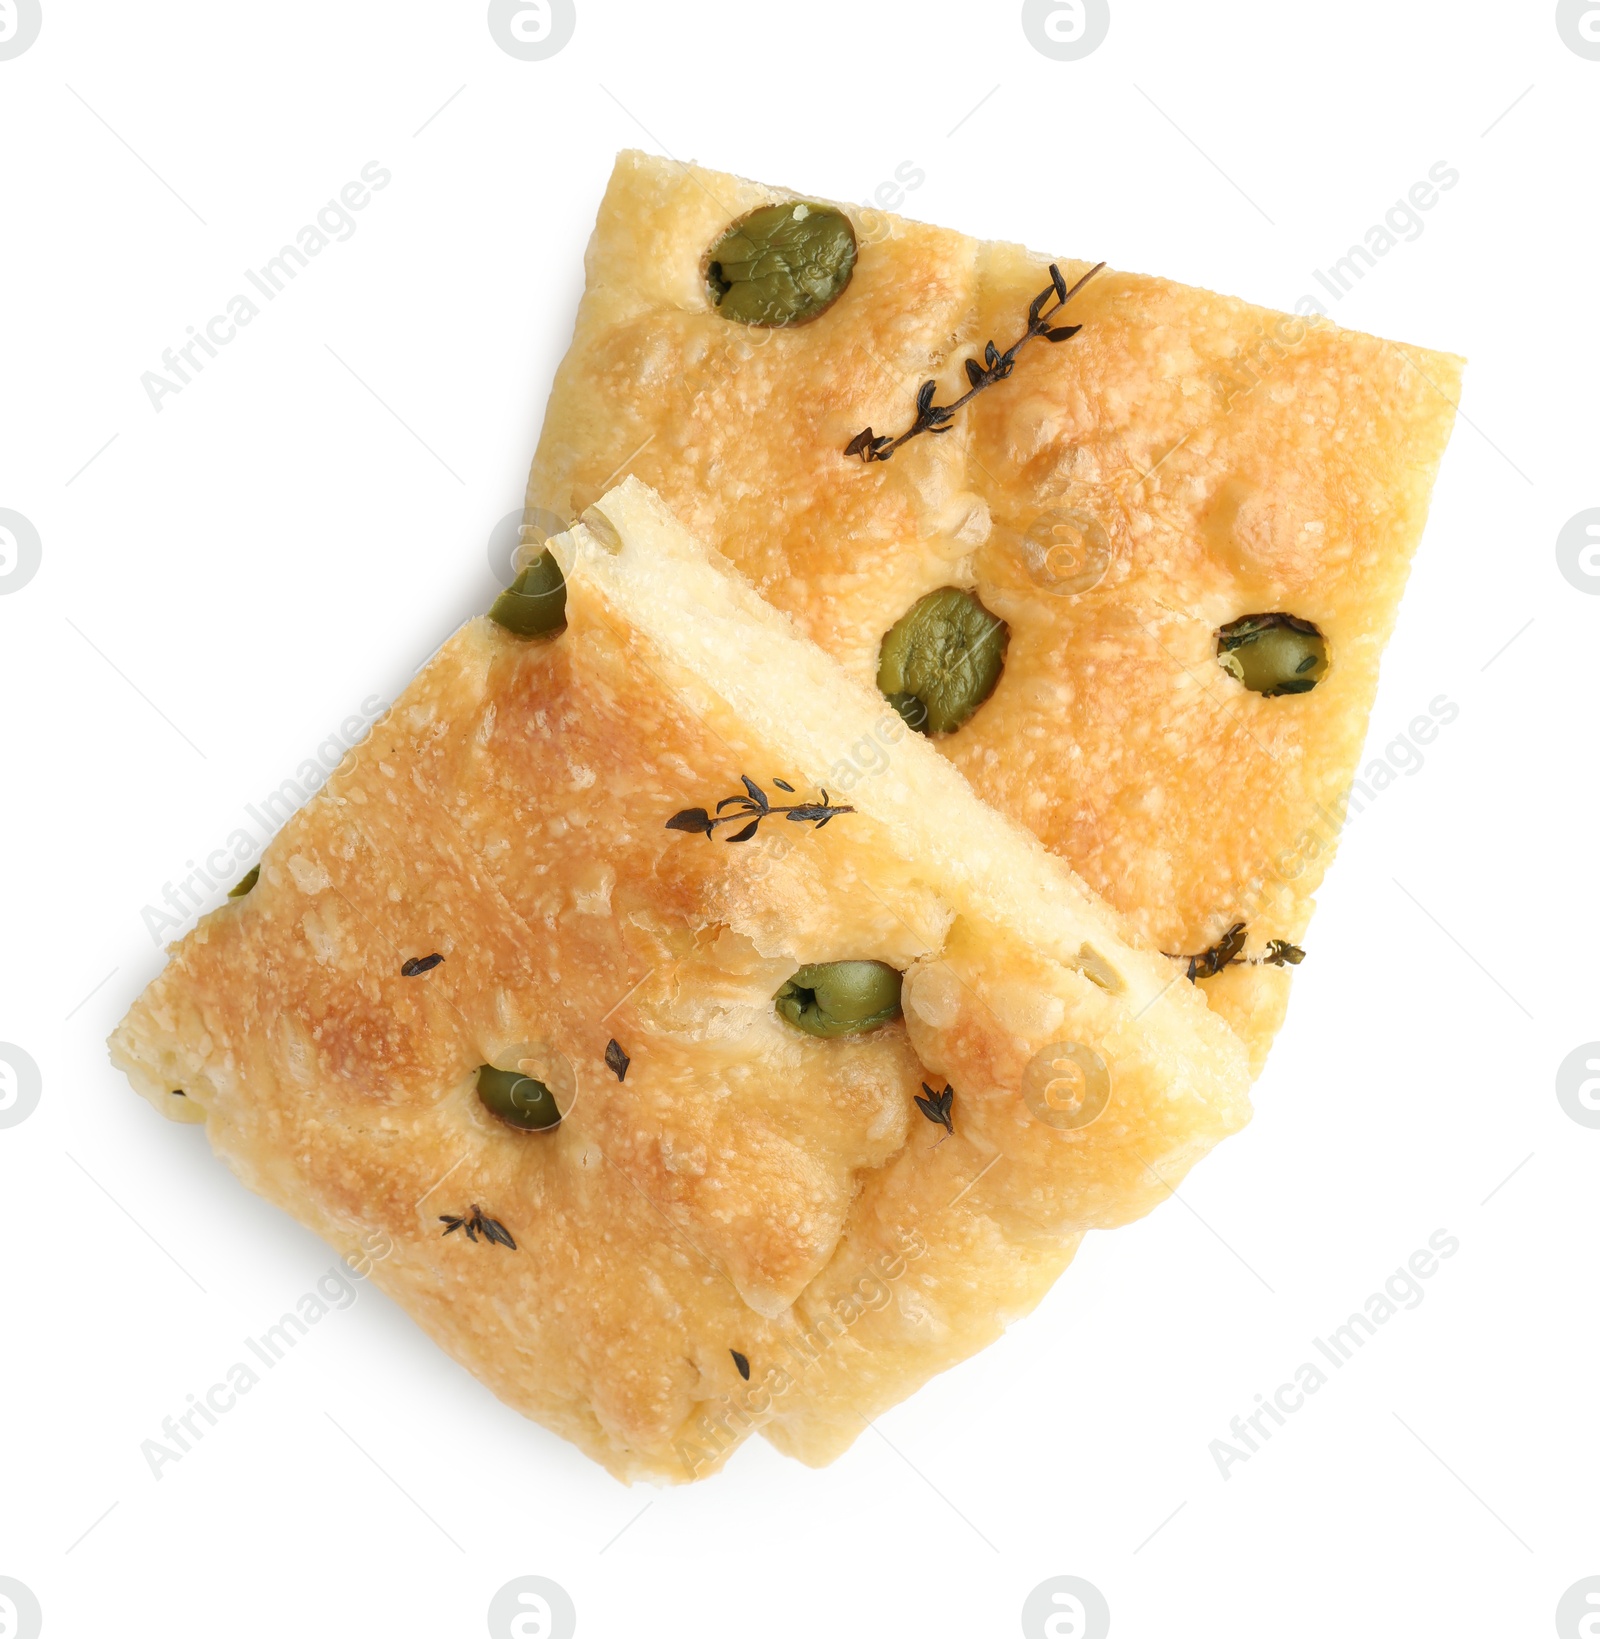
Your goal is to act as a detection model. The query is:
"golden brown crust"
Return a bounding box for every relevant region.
[112,481,1250,1481]
[528,153,1462,1069]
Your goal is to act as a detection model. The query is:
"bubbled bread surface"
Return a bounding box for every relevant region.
[528,152,1462,1069]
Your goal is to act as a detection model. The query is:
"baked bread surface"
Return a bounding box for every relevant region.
[112,481,1250,1481]
[528,152,1464,1069]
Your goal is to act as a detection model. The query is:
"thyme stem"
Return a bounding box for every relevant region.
[666,776,853,843]
[1166,922,1306,982]
[845,261,1105,463]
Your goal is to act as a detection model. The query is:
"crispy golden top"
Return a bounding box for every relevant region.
[528,152,1462,1067]
[113,485,1250,1481]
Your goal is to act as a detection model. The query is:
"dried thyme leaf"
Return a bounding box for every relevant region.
[665,807,714,836]
[1168,923,1309,980]
[845,261,1104,462]
[1168,922,1249,982]
[913,1082,955,1135]
[665,780,852,842]
[440,1204,517,1250]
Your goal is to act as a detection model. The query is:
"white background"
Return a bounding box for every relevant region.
[2,2,1596,1635]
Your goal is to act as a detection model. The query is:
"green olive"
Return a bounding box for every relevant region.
[877,588,1009,735]
[476,1064,562,1131]
[1217,613,1328,696]
[489,551,567,637]
[706,202,857,327]
[774,962,902,1037]
[228,865,259,898]
[882,691,928,733]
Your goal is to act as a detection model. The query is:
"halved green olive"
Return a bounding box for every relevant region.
[476,1064,562,1131]
[489,551,567,637]
[877,588,1009,735]
[774,961,902,1037]
[1217,613,1328,696]
[228,865,259,898]
[706,202,857,327]
[882,691,928,733]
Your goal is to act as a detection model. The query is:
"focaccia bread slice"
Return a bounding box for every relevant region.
[526,152,1463,1070]
[112,479,1250,1482]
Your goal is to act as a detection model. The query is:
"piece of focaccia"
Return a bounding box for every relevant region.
[526,152,1464,1070]
[112,480,1250,1482]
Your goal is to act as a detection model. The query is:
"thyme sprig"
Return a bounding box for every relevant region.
[1168,922,1306,982]
[913,1082,954,1137]
[844,261,1105,463]
[666,776,854,843]
[440,1204,516,1249]
[1174,921,1248,981]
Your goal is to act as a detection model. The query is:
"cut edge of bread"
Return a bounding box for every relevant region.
[553,477,1248,1074]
